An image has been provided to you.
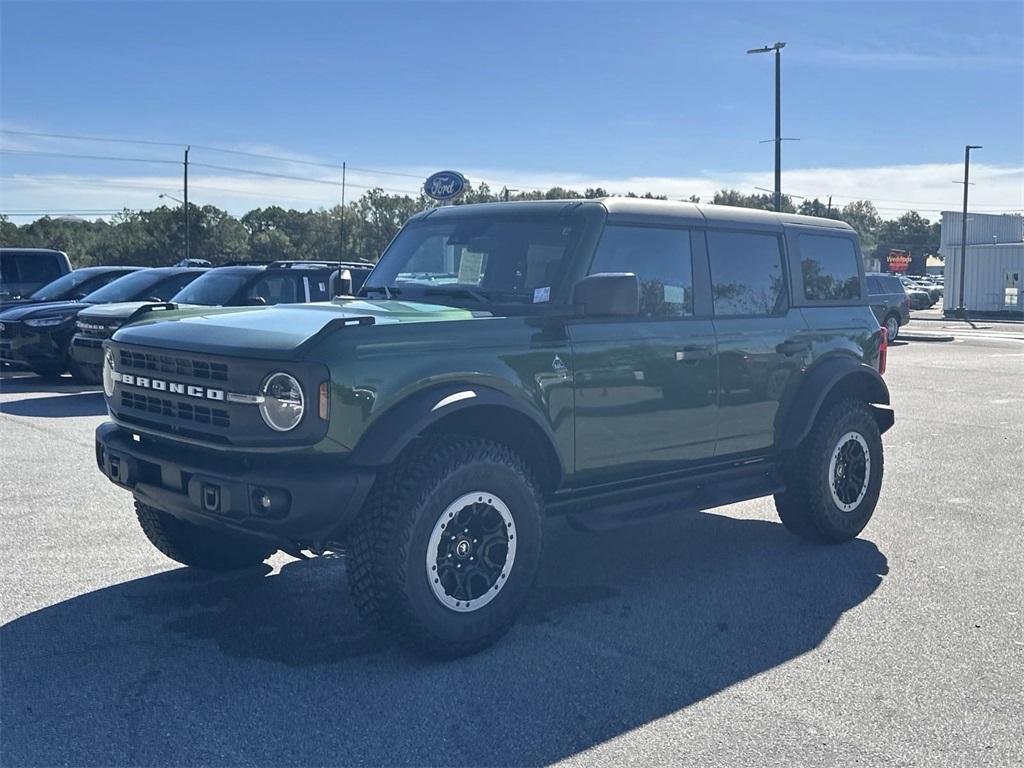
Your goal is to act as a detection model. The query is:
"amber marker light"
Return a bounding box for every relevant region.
[319,381,330,420]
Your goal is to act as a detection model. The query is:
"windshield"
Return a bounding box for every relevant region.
[29,269,111,301]
[172,271,252,305]
[81,271,169,303]
[362,214,587,307]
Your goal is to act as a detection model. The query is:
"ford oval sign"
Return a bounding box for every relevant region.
[424,171,467,201]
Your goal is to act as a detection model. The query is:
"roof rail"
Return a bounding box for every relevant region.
[266,260,375,270]
[214,260,274,267]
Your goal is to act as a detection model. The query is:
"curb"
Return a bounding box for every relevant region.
[898,333,955,343]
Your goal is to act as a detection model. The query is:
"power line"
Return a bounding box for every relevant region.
[0,129,184,148]
[189,161,421,195]
[0,148,180,165]
[1,128,426,180]
[1,211,125,217]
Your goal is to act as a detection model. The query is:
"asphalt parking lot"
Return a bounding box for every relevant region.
[2,325,1022,767]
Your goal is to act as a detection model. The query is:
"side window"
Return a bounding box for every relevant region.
[707,231,787,317]
[589,225,693,318]
[248,274,301,305]
[149,273,198,300]
[799,234,861,301]
[866,276,882,295]
[308,273,332,301]
[17,255,62,283]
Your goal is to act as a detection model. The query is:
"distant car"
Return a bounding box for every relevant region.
[0,266,140,311]
[0,248,73,304]
[867,272,911,340]
[0,267,204,379]
[899,276,935,309]
[68,260,369,383]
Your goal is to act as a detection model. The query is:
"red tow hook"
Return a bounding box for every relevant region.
[878,326,888,375]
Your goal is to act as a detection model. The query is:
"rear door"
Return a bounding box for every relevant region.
[866,275,886,323]
[569,223,717,483]
[707,228,808,456]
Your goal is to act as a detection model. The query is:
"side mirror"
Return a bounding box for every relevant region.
[332,269,354,298]
[573,273,639,317]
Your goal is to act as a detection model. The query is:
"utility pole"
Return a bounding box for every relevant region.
[774,46,781,212]
[183,145,190,261]
[747,42,786,212]
[827,195,832,216]
[340,161,347,261]
[955,144,982,318]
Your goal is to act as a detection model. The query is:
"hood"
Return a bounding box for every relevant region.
[0,297,46,310]
[111,298,485,358]
[78,301,154,321]
[0,300,86,321]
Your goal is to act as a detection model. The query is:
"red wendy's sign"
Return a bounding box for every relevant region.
[887,249,911,273]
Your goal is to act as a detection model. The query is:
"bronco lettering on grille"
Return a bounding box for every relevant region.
[119,373,225,401]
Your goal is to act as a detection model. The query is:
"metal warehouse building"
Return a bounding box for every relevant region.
[940,211,1024,318]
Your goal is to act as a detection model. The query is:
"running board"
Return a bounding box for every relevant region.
[553,462,784,532]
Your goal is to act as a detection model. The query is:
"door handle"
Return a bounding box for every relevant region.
[776,340,809,356]
[676,345,713,362]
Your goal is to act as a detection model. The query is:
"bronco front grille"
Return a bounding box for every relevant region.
[120,391,231,428]
[118,349,229,382]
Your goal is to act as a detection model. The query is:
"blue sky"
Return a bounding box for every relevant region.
[1,1,1022,218]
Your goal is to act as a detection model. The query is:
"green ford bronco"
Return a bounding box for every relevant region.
[95,198,893,656]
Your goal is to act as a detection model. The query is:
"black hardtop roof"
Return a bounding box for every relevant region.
[0,247,69,255]
[133,266,208,275]
[73,265,142,274]
[409,197,854,232]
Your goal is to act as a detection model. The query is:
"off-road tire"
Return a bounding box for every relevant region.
[68,356,101,384]
[347,436,543,658]
[775,399,883,543]
[883,313,900,342]
[134,500,274,570]
[30,361,67,379]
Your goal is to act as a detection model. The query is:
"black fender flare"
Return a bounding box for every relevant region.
[776,357,893,450]
[349,382,565,481]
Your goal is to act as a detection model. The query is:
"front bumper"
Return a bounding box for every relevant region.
[0,322,72,368]
[69,333,106,373]
[95,421,376,548]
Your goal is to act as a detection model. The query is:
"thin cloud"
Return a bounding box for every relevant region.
[2,162,1021,222]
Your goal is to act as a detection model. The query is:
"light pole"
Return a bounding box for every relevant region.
[955,144,982,318]
[183,145,190,261]
[747,42,786,212]
[158,193,183,205]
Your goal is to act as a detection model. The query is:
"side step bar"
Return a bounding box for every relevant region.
[551,461,785,532]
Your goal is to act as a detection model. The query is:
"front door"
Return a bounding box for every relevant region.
[569,224,718,485]
[705,229,809,455]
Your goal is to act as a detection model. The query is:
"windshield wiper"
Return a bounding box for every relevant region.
[421,286,490,305]
[361,285,401,299]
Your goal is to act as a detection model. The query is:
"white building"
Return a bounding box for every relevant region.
[940,211,1024,317]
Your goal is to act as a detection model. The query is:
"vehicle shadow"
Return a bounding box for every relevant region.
[0,391,107,417]
[0,375,100,396]
[1,511,887,767]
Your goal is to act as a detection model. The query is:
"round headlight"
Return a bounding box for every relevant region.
[259,372,304,432]
[102,348,116,398]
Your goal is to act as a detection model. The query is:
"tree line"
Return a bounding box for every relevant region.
[0,182,941,270]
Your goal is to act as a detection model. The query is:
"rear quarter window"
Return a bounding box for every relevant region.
[799,234,861,301]
[707,231,786,317]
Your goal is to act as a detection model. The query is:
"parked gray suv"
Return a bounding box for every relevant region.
[867,273,910,340]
